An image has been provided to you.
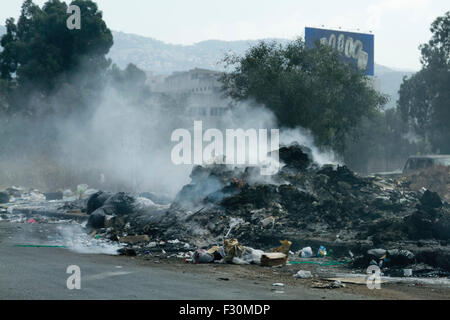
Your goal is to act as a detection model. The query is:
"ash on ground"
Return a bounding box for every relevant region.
[2,143,450,280]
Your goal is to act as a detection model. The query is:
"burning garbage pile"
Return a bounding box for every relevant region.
[82,143,450,274]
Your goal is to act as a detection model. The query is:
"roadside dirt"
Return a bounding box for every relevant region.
[131,256,450,300]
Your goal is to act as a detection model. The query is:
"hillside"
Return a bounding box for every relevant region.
[109,31,290,74]
[109,31,415,108]
[0,26,413,108]
[375,66,414,109]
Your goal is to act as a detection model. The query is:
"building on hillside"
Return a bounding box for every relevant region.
[163,68,223,94]
[146,68,231,119]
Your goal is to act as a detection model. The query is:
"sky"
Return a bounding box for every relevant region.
[1,0,448,71]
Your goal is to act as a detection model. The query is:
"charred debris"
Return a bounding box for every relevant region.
[78,143,450,273]
[3,143,450,275]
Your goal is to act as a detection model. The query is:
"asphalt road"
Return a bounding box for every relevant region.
[0,221,365,300]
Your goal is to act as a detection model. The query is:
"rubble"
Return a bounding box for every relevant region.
[193,249,215,264]
[118,248,137,256]
[139,192,173,205]
[0,192,10,204]
[6,187,22,198]
[44,192,63,201]
[77,144,450,274]
[118,235,150,245]
[86,191,113,215]
[401,165,450,202]
[278,143,314,171]
[353,248,415,269]
[4,143,449,276]
[293,270,313,279]
[311,280,345,289]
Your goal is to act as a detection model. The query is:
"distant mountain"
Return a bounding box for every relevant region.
[375,65,414,109]
[109,31,414,109]
[0,26,414,109]
[109,31,290,74]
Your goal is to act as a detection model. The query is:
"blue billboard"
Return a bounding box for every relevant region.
[305,27,374,76]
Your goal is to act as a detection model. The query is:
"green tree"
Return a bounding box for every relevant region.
[220,39,386,154]
[0,79,10,112]
[398,11,450,153]
[0,0,113,114]
[109,63,147,90]
[344,108,426,173]
[107,63,150,103]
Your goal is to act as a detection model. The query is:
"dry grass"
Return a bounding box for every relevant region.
[403,165,450,202]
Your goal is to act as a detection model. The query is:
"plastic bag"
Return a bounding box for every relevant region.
[300,247,313,258]
[317,246,327,257]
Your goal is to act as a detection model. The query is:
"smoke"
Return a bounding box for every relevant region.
[56,85,195,195]
[1,65,338,196]
[56,224,123,255]
[56,88,281,196]
[279,127,340,166]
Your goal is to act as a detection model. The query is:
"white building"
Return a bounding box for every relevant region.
[147,68,230,118]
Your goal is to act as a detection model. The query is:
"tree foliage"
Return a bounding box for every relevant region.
[0,0,113,115]
[344,108,427,173]
[398,11,450,153]
[220,39,387,154]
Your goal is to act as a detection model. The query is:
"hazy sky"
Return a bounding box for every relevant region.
[1,0,448,70]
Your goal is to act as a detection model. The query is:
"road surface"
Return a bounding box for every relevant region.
[0,221,366,300]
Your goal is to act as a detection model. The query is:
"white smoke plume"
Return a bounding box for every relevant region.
[1,70,338,196]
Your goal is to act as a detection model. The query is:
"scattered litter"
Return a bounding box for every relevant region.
[261,253,287,267]
[272,283,285,287]
[293,270,313,279]
[118,235,150,245]
[223,238,245,263]
[271,290,285,294]
[0,192,10,204]
[225,218,244,238]
[118,248,137,256]
[4,141,450,282]
[44,192,63,201]
[270,240,292,256]
[404,269,413,277]
[311,280,345,289]
[231,257,250,265]
[300,247,313,258]
[193,249,214,264]
[289,260,351,267]
[241,247,264,265]
[76,184,89,199]
[317,246,327,257]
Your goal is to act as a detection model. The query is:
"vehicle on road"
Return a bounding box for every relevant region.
[373,155,450,177]
[402,155,450,174]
